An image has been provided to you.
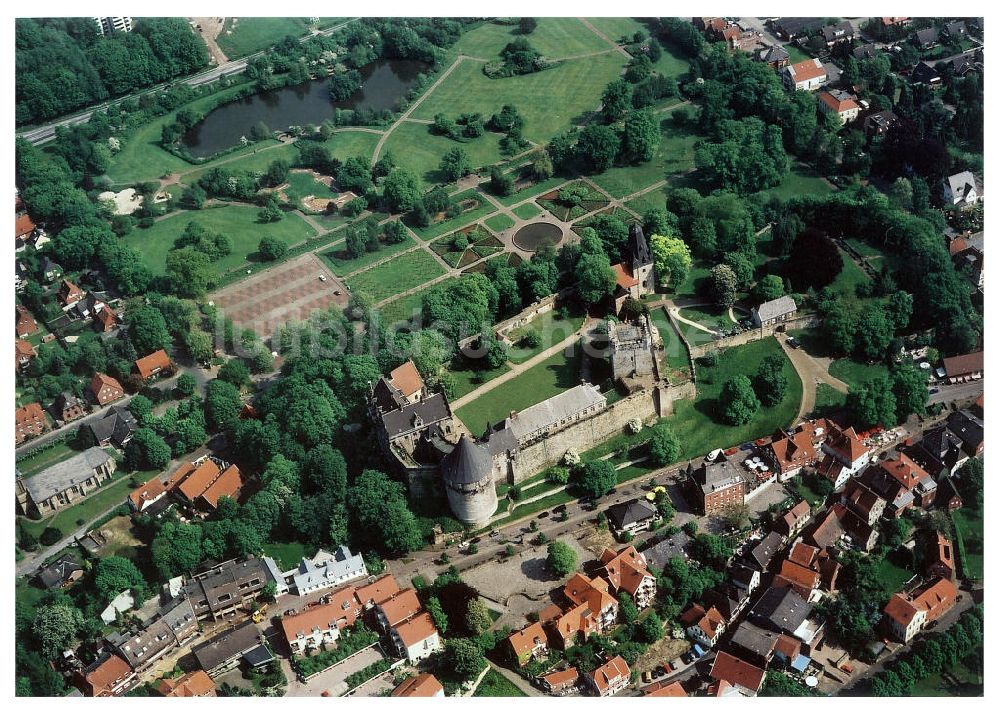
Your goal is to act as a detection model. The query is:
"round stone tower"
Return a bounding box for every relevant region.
[440,435,497,527]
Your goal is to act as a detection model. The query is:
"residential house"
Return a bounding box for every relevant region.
[389,612,441,663]
[883,577,958,643]
[944,21,967,39]
[40,256,63,283]
[100,590,135,625]
[95,305,118,332]
[15,401,48,444]
[913,27,939,49]
[182,557,280,622]
[943,171,980,208]
[942,351,983,383]
[776,500,812,537]
[391,673,444,697]
[879,452,938,509]
[157,670,217,697]
[908,424,969,478]
[16,338,35,371]
[16,446,116,517]
[949,232,984,289]
[57,279,86,309]
[16,305,37,337]
[107,598,197,673]
[765,422,821,480]
[727,621,779,668]
[748,586,818,647]
[881,17,911,27]
[89,372,124,406]
[505,622,549,666]
[820,20,855,46]
[644,680,687,696]
[703,582,752,622]
[192,621,264,677]
[710,651,766,697]
[817,419,872,491]
[540,667,579,695]
[291,545,368,595]
[946,409,984,458]
[374,588,423,633]
[805,503,879,552]
[280,591,362,654]
[818,89,861,124]
[864,109,899,137]
[640,531,692,571]
[770,17,822,41]
[36,554,84,588]
[52,392,86,423]
[782,58,827,91]
[599,545,657,608]
[563,573,618,632]
[86,405,138,448]
[925,533,956,581]
[774,559,822,602]
[172,457,244,512]
[852,43,880,60]
[841,481,886,525]
[752,295,797,327]
[356,573,402,609]
[757,45,789,69]
[15,213,37,244]
[128,477,169,513]
[135,349,171,380]
[747,531,785,571]
[910,61,942,86]
[587,655,630,697]
[605,499,658,537]
[75,653,135,697]
[786,542,840,591]
[688,456,745,515]
[937,477,964,512]
[681,604,726,647]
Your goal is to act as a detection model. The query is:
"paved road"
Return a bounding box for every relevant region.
[777,333,849,422]
[17,19,359,145]
[928,380,983,406]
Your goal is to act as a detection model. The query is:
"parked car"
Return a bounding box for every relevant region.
[538,511,550,518]
[787,336,800,348]
[642,671,652,683]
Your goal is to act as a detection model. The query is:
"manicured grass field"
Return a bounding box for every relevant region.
[455,341,582,431]
[484,213,515,233]
[413,53,628,144]
[284,170,337,200]
[447,362,511,401]
[952,504,983,580]
[666,337,802,460]
[320,236,417,276]
[671,261,713,300]
[512,201,543,219]
[348,249,446,303]
[826,249,873,300]
[784,44,814,64]
[876,548,916,593]
[263,540,310,570]
[813,383,848,415]
[652,42,693,81]
[625,189,666,218]
[828,357,889,389]
[650,308,690,376]
[473,668,526,697]
[506,309,585,364]
[217,17,311,58]
[410,189,498,240]
[381,122,505,187]
[755,164,835,202]
[453,18,611,61]
[678,305,736,333]
[183,143,300,186]
[584,17,647,43]
[128,205,318,276]
[377,277,459,324]
[590,116,700,198]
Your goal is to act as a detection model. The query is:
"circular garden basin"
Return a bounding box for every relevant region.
[512,221,564,252]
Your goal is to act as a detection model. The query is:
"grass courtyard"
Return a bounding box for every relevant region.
[455,341,582,432]
[347,249,447,303]
[754,164,835,202]
[263,540,310,570]
[128,204,318,276]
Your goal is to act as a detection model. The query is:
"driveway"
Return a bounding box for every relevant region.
[777,334,849,422]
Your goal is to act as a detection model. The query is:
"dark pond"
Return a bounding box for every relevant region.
[513,221,564,252]
[181,58,426,158]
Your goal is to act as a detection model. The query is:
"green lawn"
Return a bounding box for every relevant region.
[128,204,317,276]
[409,189,498,240]
[473,668,526,697]
[15,441,79,478]
[376,277,459,324]
[381,122,505,187]
[755,164,835,202]
[589,116,700,198]
[952,504,983,580]
[651,42,693,81]
[263,540,310,570]
[496,175,569,207]
[506,309,585,364]
[216,17,311,58]
[666,337,802,460]
[910,655,983,696]
[785,44,814,64]
[182,143,300,186]
[678,305,736,333]
[844,238,885,259]
[584,17,648,44]
[447,361,512,401]
[284,170,337,201]
[347,249,446,303]
[456,341,581,431]
[320,236,417,276]
[512,201,543,219]
[826,249,872,300]
[650,308,690,377]
[828,357,889,389]
[453,18,611,61]
[485,213,516,233]
[625,189,666,218]
[876,548,916,593]
[813,383,847,415]
[413,53,628,145]
[17,468,154,541]
[670,261,713,301]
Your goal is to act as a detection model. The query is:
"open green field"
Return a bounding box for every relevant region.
[512,201,543,219]
[625,189,666,218]
[285,170,337,200]
[584,17,647,43]
[755,164,835,202]
[652,42,693,81]
[590,116,700,198]
[348,249,446,303]
[952,504,983,580]
[813,383,848,415]
[320,236,417,276]
[128,204,317,276]
[484,213,515,233]
[263,540,310,570]
[506,309,585,364]
[183,143,300,185]
[678,305,737,333]
[826,249,872,300]
[413,53,628,144]
[474,668,526,697]
[828,357,888,389]
[217,17,311,59]
[671,261,713,300]
[447,361,511,401]
[453,18,612,61]
[377,277,459,324]
[650,308,690,376]
[876,548,916,593]
[667,337,802,460]
[456,341,581,431]
[381,122,504,187]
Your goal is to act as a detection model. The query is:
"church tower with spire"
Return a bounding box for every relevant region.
[627,224,655,296]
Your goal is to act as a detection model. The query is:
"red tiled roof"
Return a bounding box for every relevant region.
[90,372,124,406]
[880,453,930,491]
[645,680,687,697]
[356,573,401,606]
[15,402,47,429]
[774,633,801,660]
[787,58,826,82]
[157,670,216,697]
[778,559,821,596]
[590,655,630,694]
[600,545,653,598]
[389,360,424,399]
[198,464,243,509]
[563,572,617,614]
[175,460,223,503]
[788,542,819,568]
[82,654,132,696]
[129,478,167,511]
[16,305,37,336]
[943,351,983,377]
[281,594,361,648]
[376,588,422,628]
[883,593,921,628]
[391,673,443,697]
[681,604,725,639]
[710,651,765,693]
[611,262,639,290]
[15,213,36,239]
[16,338,35,362]
[541,667,579,689]
[393,612,438,648]
[135,349,170,379]
[96,306,118,332]
[819,90,859,113]
[824,419,869,462]
[507,621,548,658]
[58,279,85,306]
[910,577,958,621]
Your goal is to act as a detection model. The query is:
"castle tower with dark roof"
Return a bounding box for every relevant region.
[627,224,655,295]
[440,434,497,526]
